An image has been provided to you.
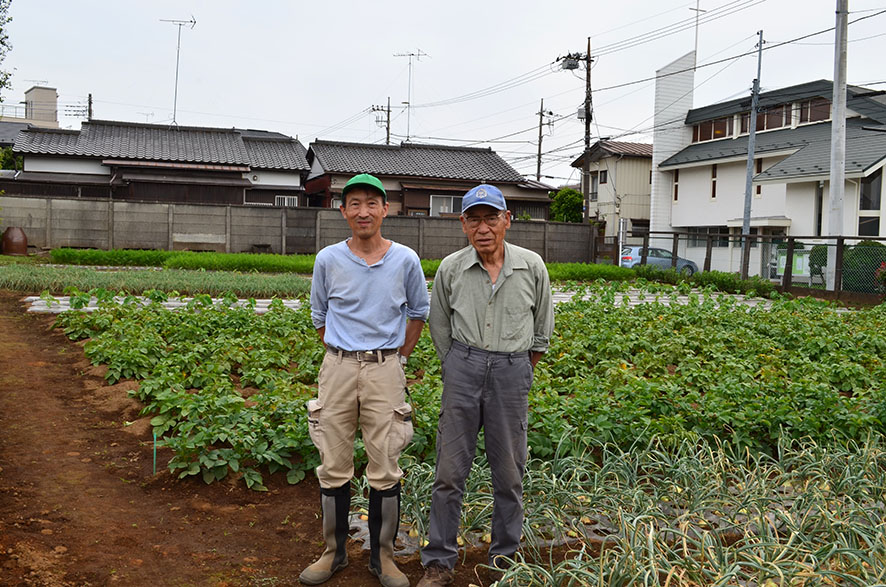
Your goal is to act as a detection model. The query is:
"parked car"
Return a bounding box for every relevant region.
[620,246,699,275]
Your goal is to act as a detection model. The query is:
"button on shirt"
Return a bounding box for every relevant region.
[311,240,430,351]
[428,241,554,361]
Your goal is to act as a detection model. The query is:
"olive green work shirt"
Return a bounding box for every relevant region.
[428,241,555,361]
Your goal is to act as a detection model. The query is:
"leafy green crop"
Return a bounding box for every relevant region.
[53,281,886,491]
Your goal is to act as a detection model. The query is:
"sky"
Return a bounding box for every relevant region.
[3,0,886,187]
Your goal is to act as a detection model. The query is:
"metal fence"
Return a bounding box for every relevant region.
[605,230,886,304]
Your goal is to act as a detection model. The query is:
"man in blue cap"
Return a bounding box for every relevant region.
[301,173,429,587]
[417,184,554,586]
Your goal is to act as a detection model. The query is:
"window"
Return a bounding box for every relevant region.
[649,170,653,184]
[755,159,763,196]
[275,195,299,207]
[599,170,608,184]
[859,217,880,236]
[673,169,679,202]
[688,226,729,247]
[711,164,718,199]
[429,195,463,216]
[733,227,759,247]
[860,169,882,211]
[740,104,790,134]
[764,105,786,131]
[590,174,598,202]
[799,97,830,123]
[692,116,733,143]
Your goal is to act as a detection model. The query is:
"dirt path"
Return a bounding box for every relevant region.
[0,290,492,586]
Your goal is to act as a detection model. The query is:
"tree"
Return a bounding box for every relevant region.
[549,187,583,223]
[0,146,21,170]
[0,0,11,99]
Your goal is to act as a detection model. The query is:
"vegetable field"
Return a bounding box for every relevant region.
[6,279,885,585]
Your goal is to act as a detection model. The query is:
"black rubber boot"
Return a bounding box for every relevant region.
[368,484,409,587]
[299,482,351,585]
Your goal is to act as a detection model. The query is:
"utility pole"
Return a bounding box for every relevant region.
[394,49,428,141]
[372,97,391,145]
[536,98,553,181]
[826,0,848,291]
[161,16,196,125]
[583,37,592,222]
[558,39,593,218]
[740,30,764,280]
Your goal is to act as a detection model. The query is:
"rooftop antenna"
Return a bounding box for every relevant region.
[689,1,706,68]
[137,111,155,123]
[160,16,196,125]
[394,49,429,141]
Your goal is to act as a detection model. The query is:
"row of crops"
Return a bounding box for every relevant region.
[53,281,886,584]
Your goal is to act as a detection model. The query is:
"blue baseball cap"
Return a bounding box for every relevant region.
[461,184,507,214]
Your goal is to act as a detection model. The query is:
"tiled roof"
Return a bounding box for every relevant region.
[308,140,525,183]
[660,118,886,181]
[13,120,309,171]
[243,137,309,170]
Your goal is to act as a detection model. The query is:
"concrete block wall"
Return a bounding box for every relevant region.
[231,207,284,254]
[51,199,109,249]
[0,196,48,248]
[0,194,594,263]
[546,222,592,263]
[285,209,318,255]
[113,202,168,250]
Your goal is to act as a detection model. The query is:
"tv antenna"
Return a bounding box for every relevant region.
[394,49,428,141]
[160,16,196,125]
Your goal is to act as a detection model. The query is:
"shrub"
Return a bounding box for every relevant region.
[842,240,886,294]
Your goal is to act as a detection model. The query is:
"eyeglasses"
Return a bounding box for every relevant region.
[463,211,505,228]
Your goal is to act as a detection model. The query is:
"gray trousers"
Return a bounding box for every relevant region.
[421,340,533,569]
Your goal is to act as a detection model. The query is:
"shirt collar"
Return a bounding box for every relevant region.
[461,241,528,275]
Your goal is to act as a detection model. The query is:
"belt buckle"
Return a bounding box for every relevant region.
[359,350,373,362]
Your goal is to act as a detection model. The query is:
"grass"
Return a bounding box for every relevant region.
[0,264,310,298]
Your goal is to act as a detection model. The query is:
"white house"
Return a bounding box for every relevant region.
[651,67,886,278]
[571,140,653,238]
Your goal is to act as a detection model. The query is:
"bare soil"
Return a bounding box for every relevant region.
[0,290,496,586]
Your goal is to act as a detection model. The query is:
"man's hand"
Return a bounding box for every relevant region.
[530,351,544,368]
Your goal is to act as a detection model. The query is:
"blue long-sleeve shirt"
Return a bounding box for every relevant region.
[310,240,429,351]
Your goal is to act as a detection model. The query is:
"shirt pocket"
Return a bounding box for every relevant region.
[501,306,530,341]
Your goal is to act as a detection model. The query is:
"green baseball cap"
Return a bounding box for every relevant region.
[341,173,386,202]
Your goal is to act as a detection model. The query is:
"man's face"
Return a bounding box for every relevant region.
[340,188,388,239]
[461,204,510,256]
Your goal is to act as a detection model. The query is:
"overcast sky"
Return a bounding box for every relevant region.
[4,0,886,186]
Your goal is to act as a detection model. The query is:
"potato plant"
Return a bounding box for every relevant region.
[53,282,886,495]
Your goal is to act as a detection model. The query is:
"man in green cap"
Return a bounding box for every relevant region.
[301,173,429,587]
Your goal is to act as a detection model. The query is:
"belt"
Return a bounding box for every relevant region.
[326,345,399,363]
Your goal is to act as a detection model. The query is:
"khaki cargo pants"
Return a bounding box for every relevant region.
[307,349,414,490]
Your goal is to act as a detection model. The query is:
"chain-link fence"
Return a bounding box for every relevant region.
[601,229,886,301]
